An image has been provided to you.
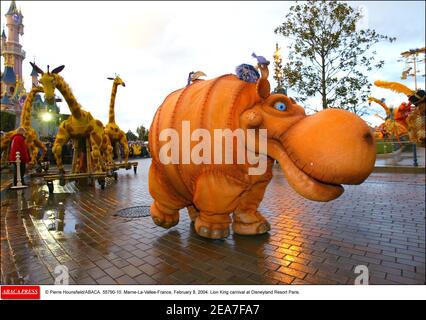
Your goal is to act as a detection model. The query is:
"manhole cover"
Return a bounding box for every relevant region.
[114,205,151,218]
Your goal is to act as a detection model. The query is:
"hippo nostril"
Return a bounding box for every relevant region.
[363,132,373,145]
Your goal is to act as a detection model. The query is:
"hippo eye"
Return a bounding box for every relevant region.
[273,101,287,111]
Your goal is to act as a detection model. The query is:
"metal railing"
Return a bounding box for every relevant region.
[376,140,424,167]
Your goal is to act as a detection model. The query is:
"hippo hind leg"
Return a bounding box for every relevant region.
[232,180,271,235]
[150,201,180,229]
[148,163,188,229]
[187,205,199,222]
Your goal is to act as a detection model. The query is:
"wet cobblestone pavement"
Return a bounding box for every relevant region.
[1,159,425,285]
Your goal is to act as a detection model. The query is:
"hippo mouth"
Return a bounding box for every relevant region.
[268,140,344,202]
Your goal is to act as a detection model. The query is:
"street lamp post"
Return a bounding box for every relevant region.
[41,110,53,137]
[273,43,286,95]
[399,47,425,166]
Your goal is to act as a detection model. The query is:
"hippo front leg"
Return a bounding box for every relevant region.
[232,180,271,235]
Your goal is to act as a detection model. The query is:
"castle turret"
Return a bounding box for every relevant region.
[1,1,26,126]
[1,60,17,96]
[30,61,39,87]
[1,29,6,48]
[2,0,25,83]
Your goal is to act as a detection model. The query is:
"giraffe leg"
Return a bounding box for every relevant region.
[101,134,113,169]
[0,133,13,164]
[28,144,39,168]
[105,137,113,166]
[119,133,129,164]
[71,139,80,173]
[53,125,70,173]
[34,138,47,161]
[89,132,103,173]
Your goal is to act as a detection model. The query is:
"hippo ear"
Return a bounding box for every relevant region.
[257,78,270,99]
[257,65,270,99]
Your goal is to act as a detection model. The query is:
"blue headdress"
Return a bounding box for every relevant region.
[235,64,260,83]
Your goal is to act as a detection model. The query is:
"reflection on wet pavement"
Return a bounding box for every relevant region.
[1,159,425,285]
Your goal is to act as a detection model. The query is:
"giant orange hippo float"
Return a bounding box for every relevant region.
[148,64,376,239]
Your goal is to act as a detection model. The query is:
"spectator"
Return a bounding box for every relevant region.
[9,127,29,186]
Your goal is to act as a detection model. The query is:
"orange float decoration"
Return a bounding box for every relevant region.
[367,97,409,142]
[374,80,425,147]
[148,62,376,239]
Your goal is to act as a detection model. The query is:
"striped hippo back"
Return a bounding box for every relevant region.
[149,74,260,197]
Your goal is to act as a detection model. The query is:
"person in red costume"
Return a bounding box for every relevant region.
[394,102,412,126]
[9,127,29,186]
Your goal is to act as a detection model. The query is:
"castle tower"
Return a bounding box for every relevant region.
[1,1,25,84]
[30,61,39,87]
[1,29,6,48]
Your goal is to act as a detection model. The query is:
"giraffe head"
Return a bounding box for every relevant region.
[30,62,65,104]
[108,75,125,87]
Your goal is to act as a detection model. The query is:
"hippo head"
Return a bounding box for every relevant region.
[240,65,376,202]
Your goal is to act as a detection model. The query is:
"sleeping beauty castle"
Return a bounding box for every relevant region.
[0,0,60,136]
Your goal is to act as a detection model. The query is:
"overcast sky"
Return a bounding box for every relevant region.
[1,1,425,131]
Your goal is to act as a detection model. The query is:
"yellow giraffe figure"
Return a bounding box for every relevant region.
[105,75,129,163]
[1,86,47,167]
[31,62,112,173]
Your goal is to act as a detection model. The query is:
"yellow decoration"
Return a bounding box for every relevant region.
[374,80,414,96]
[105,75,129,163]
[368,96,408,141]
[1,86,47,166]
[368,97,390,116]
[32,63,113,173]
[372,80,425,146]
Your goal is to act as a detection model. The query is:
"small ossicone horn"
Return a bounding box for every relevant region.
[47,65,50,73]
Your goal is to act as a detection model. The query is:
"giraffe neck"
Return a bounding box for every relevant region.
[55,75,83,118]
[109,82,119,124]
[21,87,43,128]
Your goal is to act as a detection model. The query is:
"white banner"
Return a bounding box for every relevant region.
[35,285,425,300]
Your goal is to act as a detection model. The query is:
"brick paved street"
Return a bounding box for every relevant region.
[1,159,425,285]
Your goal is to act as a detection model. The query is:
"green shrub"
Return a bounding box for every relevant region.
[376,141,394,154]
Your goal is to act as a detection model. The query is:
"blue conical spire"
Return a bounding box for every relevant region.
[6,1,19,16]
[1,66,16,84]
[30,61,38,77]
